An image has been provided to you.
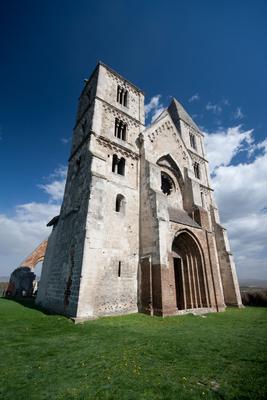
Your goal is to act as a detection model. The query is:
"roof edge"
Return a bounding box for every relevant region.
[98,61,145,95]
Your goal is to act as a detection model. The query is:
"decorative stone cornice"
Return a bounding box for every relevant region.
[147,119,174,142]
[189,125,203,137]
[200,184,214,193]
[104,65,143,95]
[94,134,139,160]
[188,149,208,164]
[180,118,204,137]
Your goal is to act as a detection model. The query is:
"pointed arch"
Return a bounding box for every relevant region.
[157,154,185,207]
[157,154,184,187]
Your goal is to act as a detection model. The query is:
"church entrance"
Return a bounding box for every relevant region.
[172,232,210,310]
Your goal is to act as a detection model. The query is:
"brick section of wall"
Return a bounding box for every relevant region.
[161,257,178,315]
[139,257,152,314]
[20,240,48,268]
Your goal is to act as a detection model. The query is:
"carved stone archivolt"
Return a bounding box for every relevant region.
[102,104,139,128]
[96,135,139,160]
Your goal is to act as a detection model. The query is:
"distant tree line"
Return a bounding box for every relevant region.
[241,289,267,307]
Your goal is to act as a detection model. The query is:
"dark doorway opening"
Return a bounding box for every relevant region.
[173,257,184,309]
[172,232,210,310]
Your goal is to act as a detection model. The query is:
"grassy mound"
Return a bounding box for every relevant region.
[0,299,266,399]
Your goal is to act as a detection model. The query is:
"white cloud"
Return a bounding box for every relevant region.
[189,93,200,102]
[203,125,253,171]
[205,129,267,280]
[0,166,66,276]
[206,102,222,114]
[234,107,244,120]
[145,95,165,123]
[257,138,267,151]
[38,166,67,202]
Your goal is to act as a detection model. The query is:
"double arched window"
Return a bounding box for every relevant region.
[115,118,127,141]
[112,154,125,175]
[117,86,128,106]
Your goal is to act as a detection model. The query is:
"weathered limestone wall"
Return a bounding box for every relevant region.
[96,63,145,126]
[75,63,144,319]
[36,137,93,316]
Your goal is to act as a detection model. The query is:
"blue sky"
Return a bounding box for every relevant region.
[0,0,267,279]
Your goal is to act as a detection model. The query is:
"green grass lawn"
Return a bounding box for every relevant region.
[0,299,266,400]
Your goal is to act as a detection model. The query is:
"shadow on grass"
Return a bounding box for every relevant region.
[3,296,58,316]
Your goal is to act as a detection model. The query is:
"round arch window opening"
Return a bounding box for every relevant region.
[161,172,174,196]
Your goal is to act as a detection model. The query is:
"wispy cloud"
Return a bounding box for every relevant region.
[233,107,244,120]
[145,95,165,123]
[222,98,230,106]
[61,137,71,144]
[206,102,222,115]
[203,125,253,172]
[188,93,200,103]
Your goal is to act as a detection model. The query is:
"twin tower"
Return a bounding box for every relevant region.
[37,62,242,321]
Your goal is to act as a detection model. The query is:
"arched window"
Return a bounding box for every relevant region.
[114,118,127,141]
[193,162,201,179]
[190,133,197,150]
[112,154,125,176]
[115,194,125,213]
[112,154,118,173]
[117,157,125,176]
[117,85,128,107]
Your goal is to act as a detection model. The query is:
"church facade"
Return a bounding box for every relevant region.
[36,62,242,320]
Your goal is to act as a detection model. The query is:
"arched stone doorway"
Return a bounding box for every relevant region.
[172,231,210,310]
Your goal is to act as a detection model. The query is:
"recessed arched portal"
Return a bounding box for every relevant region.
[172,231,210,310]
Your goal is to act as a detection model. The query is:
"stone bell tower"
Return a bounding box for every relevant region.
[37,62,145,319]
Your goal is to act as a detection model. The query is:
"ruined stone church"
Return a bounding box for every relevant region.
[36,62,242,320]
